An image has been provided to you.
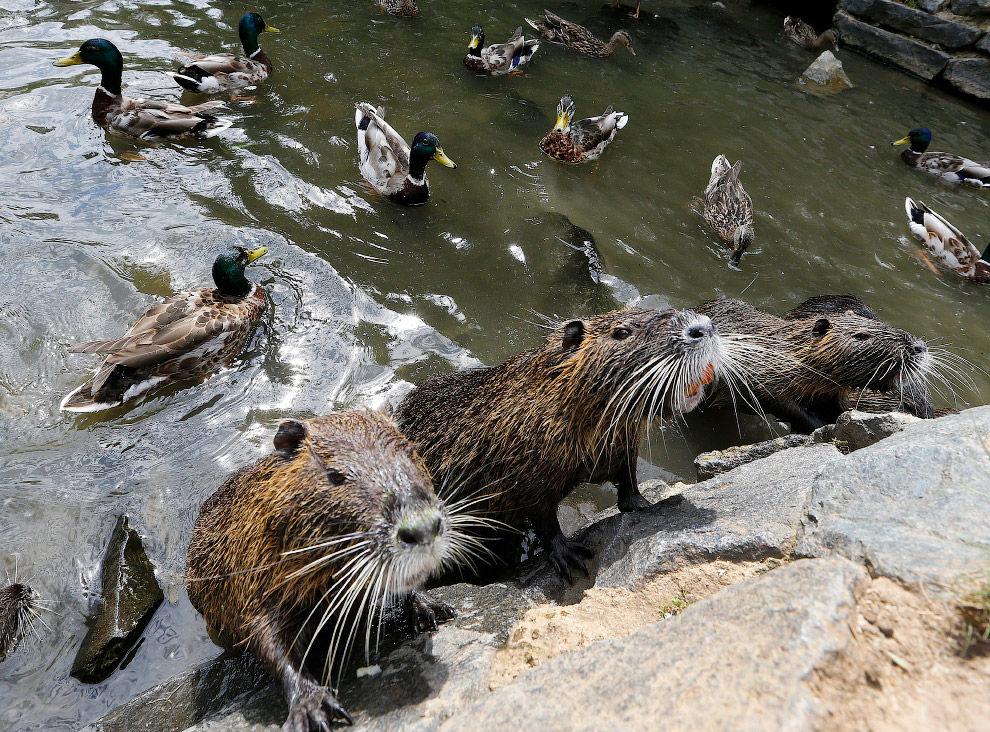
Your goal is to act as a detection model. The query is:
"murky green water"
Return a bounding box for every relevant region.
[1,0,988,728]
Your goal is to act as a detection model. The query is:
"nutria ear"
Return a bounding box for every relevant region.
[812,318,832,337]
[274,420,307,458]
[562,320,585,352]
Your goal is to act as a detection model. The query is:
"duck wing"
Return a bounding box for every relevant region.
[113,97,231,139]
[355,102,411,192]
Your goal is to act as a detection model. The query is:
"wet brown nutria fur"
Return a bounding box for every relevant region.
[695,295,933,433]
[0,582,40,663]
[395,307,730,582]
[186,411,480,732]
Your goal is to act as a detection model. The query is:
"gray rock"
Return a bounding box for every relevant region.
[800,50,854,89]
[915,0,949,10]
[71,515,164,684]
[694,433,809,481]
[87,582,535,732]
[797,406,990,595]
[834,11,950,79]
[952,0,990,17]
[842,0,983,49]
[978,33,990,53]
[588,444,841,588]
[439,559,867,732]
[942,56,990,99]
[811,409,920,451]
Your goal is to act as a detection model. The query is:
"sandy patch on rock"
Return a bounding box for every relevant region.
[812,576,990,732]
[489,558,775,690]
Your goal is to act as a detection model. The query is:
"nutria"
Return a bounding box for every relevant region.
[186,411,480,731]
[695,295,932,433]
[0,582,41,663]
[395,307,732,582]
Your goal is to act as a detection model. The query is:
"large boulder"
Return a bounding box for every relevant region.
[842,0,983,48]
[800,50,855,90]
[797,406,990,595]
[833,11,950,79]
[952,0,990,17]
[942,56,990,100]
[438,559,867,732]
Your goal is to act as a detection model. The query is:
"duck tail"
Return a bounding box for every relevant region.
[59,380,120,413]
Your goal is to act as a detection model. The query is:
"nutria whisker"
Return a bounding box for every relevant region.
[281,532,372,557]
[283,540,375,583]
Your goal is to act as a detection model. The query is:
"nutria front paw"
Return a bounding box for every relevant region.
[617,492,651,512]
[284,686,353,731]
[405,590,457,637]
[549,536,593,583]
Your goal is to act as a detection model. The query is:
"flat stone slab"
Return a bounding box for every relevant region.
[811,409,920,452]
[834,11,950,79]
[943,56,990,100]
[843,0,983,49]
[439,558,867,732]
[695,433,809,481]
[588,443,841,588]
[952,0,990,17]
[797,406,990,594]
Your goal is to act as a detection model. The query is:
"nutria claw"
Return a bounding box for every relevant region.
[285,685,353,731]
[405,590,457,637]
[617,492,651,512]
[549,535,593,583]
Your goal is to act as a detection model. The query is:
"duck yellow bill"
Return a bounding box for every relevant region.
[54,50,83,67]
[433,148,456,168]
[468,34,480,49]
[246,246,268,262]
[553,113,569,132]
[892,136,911,146]
[264,24,280,33]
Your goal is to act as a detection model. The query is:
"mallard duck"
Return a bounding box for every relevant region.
[525,11,635,58]
[702,154,754,267]
[538,94,628,164]
[61,246,268,412]
[783,16,838,50]
[354,103,456,205]
[463,25,540,75]
[376,0,418,16]
[54,39,232,139]
[905,198,989,283]
[171,13,279,93]
[893,128,990,188]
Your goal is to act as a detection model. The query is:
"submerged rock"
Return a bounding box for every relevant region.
[800,50,854,90]
[71,515,164,684]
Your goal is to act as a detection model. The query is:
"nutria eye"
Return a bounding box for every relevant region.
[327,469,347,486]
[612,327,631,340]
[853,333,871,341]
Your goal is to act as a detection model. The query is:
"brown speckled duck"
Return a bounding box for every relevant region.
[539,94,628,164]
[463,25,540,75]
[783,16,838,50]
[905,198,989,283]
[525,11,635,58]
[376,0,417,17]
[702,154,755,267]
[61,246,268,412]
[893,128,990,188]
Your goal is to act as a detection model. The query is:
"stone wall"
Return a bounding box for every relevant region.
[834,0,990,100]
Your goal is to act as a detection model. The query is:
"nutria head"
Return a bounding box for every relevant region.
[549,307,724,420]
[783,295,878,322]
[787,313,930,393]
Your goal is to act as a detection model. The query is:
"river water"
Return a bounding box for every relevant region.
[1,0,988,728]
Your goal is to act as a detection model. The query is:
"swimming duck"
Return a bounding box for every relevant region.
[783,17,838,50]
[539,94,628,164]
[171,13,279,93]
[54,39,231,139]
[354,103,456,205]
[893,128,990,188]
[525,11,635,58]
[61,246,268,413]
[904,198,989,283]
[702,154,755,267]
[463,25,540,75]
[376,0,417,16]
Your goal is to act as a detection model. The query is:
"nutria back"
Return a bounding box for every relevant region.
[696,296,932,431]
[186,410,469,730]
[396,307,727,580]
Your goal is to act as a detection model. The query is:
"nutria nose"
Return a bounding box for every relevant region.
[397,516,441,547]
[911,342,927,355]
[686,323,713,340]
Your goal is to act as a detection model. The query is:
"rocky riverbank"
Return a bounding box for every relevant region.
[84,406,990,732]
[834,0,990,101]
